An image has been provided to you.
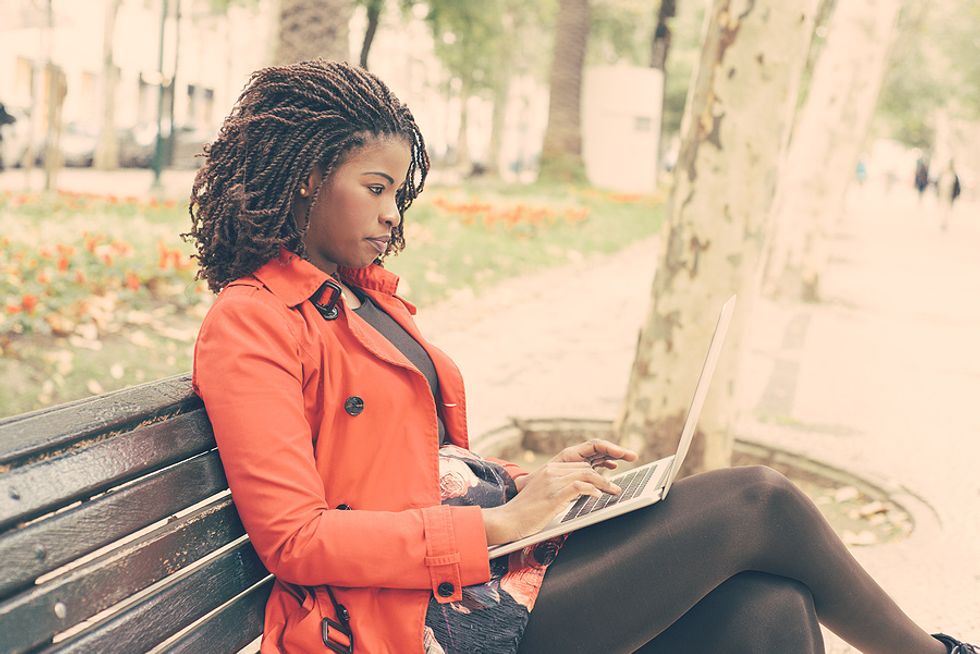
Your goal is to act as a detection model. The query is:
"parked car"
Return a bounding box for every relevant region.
[118,124,156,168]
[0,105,32,169]
[34,122,97,167]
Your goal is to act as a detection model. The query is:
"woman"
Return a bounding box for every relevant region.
[188,60,976,654]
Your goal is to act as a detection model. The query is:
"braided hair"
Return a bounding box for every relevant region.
[183,59,429,293]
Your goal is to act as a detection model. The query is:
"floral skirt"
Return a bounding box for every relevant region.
[423,445,565,654]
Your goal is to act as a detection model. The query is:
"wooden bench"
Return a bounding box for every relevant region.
[0,374,270,653]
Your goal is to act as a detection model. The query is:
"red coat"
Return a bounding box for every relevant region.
[192,248,528,652]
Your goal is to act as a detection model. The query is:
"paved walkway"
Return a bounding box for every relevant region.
[417,185,980,650]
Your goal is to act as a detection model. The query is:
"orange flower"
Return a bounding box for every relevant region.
[101,253,113,266]
[21,294,38,313]
[37,270,51,284]
[125,271,140,290]
[75,270,87,284]
[6,304,21,315]
[57,256,70,272]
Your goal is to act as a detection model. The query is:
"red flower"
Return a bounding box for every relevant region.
[21,295,38,313]
[57,257,70,272]
[125,271,140,291]
[6,304,21,315]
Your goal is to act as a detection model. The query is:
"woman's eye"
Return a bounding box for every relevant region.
[368,185,384,195]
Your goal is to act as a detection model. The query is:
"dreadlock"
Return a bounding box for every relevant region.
[182,59,429,293]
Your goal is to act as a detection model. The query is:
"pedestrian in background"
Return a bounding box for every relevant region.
[936,160,962,231]
[914,155,931,203]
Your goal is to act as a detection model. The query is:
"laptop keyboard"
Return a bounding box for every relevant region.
[560,464,669,523]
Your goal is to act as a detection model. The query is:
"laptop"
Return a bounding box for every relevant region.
[488,295,737,559]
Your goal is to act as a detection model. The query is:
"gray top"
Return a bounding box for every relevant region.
[351,289,447,445]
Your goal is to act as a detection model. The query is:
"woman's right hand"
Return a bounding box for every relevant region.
[482,462,622,545]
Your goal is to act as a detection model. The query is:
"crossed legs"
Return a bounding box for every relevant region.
[518,466,944,654]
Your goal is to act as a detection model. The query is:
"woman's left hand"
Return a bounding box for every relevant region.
[514,439,638,492]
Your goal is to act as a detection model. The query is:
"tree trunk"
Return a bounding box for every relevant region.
[649,0,676,71]
[359,0,383,69]
[455,79,471,173]
[649,0,676,189]
[538,0,590,183]
[764,0,903,302]
[614,0,820,476]
[486,61,511,178]
[43,64,67,193]
[275,0,353,65]
[94,0,122,170]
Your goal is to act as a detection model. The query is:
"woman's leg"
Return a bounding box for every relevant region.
[635,571,824,654]
[518,466,944,654]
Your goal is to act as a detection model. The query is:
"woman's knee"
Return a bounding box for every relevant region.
[730,465,809,516]
[724,573,824,653]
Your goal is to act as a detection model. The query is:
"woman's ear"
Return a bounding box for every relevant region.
[298,171,315,198]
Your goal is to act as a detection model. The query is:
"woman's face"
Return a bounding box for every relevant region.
[296,137,412,274]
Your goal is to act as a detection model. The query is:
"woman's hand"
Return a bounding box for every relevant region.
[513,439,639,492]
[483,461,623,545]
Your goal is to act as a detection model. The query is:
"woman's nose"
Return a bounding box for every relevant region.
[380,199,401,228]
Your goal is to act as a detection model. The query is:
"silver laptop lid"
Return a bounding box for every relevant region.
[661,295,737,497]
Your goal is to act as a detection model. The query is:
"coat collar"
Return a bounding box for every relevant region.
[251,247,402,307]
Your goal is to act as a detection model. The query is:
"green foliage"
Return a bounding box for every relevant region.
[875,0,980,148]
[661,1,704,136]
[587,0,655,66]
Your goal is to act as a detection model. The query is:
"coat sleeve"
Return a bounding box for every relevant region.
[192,289,490,601]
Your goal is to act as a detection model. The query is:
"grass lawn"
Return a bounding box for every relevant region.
[1,181,664,418]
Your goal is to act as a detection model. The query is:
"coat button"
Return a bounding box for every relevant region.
[344,396,364,416]
[437,582,455,598]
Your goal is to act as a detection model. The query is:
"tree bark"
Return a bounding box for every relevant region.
[455,79,471,173]
[538,0,590,183]
[649,0,676,71]
[359,0,383,69]
[94,0,122,170]
[615,0,820,476]
[275,0,353,65]
[649,0,676,189]
[763,0,903,302]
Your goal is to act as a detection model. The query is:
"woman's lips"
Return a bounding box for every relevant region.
[366,237,389,254]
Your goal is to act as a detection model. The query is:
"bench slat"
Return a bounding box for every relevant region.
[0,497,245,654]
[45,540,268,654]
[0,451,227,599]
[162,577,273,654]
[0,408,215,530]
[0,374,200,466]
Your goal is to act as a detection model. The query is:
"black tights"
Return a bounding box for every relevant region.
[518,466,944,654]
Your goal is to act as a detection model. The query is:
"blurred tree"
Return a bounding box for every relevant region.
[539,0,591,182]
[95,0,123,170]
[275,0,353,64]
[358,0,384,68]
[875,0,980,148]
[615,0,820,474]
[425,0,551,175]
[764,0,902,302]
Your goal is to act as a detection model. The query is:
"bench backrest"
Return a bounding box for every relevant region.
[0,374,270,654]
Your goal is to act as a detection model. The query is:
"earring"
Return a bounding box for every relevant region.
[299,187,308,197]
